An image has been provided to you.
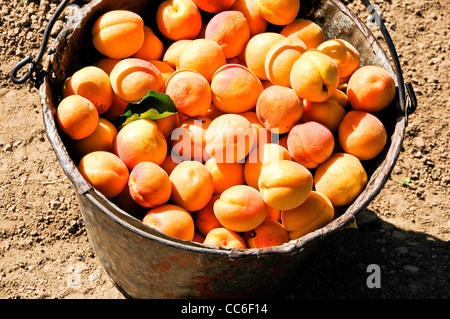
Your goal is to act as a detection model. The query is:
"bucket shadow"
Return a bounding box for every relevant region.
[278,209,449,299]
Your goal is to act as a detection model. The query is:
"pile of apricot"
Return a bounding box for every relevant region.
[55,0,396,250]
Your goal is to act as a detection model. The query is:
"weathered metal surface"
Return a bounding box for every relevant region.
[39,0,411,298]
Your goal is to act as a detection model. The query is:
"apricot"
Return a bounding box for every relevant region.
[314,153,368,206]
[192,232,206,243]
[280,18,325,49]
[110,186,147,219]
[302,89,348,133]
[264,36,307,87]
[203,228,246,249]
[56,95,99,140]
[101,94,128,122]
[244,143,291,189]
[239,111,272,148]
[347,65,396,112]
[128,161,172,208]
[281,191,335,240]
[70,117,118,158]
[230,0,267,36]
[154,113,180,142]
[114,119,167,170]
[205,10,250,59]
[169,161,214,211]
[258,159,313,210]
[110,58,163,103]
[178,38,227,82]
[131,26,164,61]
[204,114,254,163]
[148,60,175,90]
[160,154,181,175]
[192,0,236,13]
[317,39,360,79]
[243,219,289,248]
[266,206,281,222]
[162,39,193,70]
[91,10,145,59]
[256,85,303,134]
[77,151,129,199]
[254,0,300,25]
[205,157,245,194]
[204,104,226,120]
[170,116,212,162]
[62,66,113,114]
[210,64,264,113]
[142,204,195,241]
[287,121,335,169]
[338,110,387,161]
[245,32,285,81]
[156,0,202,41]
[165,69,212,117]
[290,51,340,102]
[194,194,222,236]
[214,185,267,232]
[93,57,121,76]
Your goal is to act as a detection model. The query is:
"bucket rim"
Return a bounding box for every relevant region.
[40,0,408,259]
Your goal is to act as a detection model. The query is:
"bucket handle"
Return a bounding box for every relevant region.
[10,0,73,87]
[360,0,417,125]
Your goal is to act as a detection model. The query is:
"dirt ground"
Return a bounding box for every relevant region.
[0,0,448,299]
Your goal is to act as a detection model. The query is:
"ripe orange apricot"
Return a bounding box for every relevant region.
[165,69,212,117]
[170,116,212,162]
[114,119,167,170]
[70,117,118,158]
[91,10,145,59]
[110,58,163,103]
[154,113,180,142]
[287,121,335,169]
[131,26,164,61]
[56,95,99,140]
[256,85,303,134]
[338,110,387,161]
[142,204,195,241]
[194,194,222,236]
[205,157,245,194]
[128,161,172,208]
[101,94,128,122]
[214,185,267,232]
[243,219,289,248]
[160,154,181,175]
[239,111,272,149]
[93,56,121,76]
[178,38,227,82]
[317,39,360,79]
[245,32,285,81]
[148,60,175,91]
[211,64,264,113]
[347,65,396,112]
[77,151,129,199]
[169,161,215,211]
[280,18,325,49]
[254,0,300,25]
[314,153,368,207]
[62,66,113,114]
[281,191,335,240]
[244,143,291,189]
[156,0,202,41]
[290,51,340,102]
[264,35,307,87]
[258,159,313,210]
[203,227,246,249]
[301,89,348,133]
[192,0,236,13]
[230,0,267,36]
[205,10,250,59]
[162,39,193,70]
[205,114,254,163]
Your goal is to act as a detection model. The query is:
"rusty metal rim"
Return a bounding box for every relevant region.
[39,0,412,259]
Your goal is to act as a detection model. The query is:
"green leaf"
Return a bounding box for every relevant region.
[114,90,178,128]
[399,177,413,187]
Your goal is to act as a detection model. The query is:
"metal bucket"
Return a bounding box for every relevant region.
[12,0,416,298]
